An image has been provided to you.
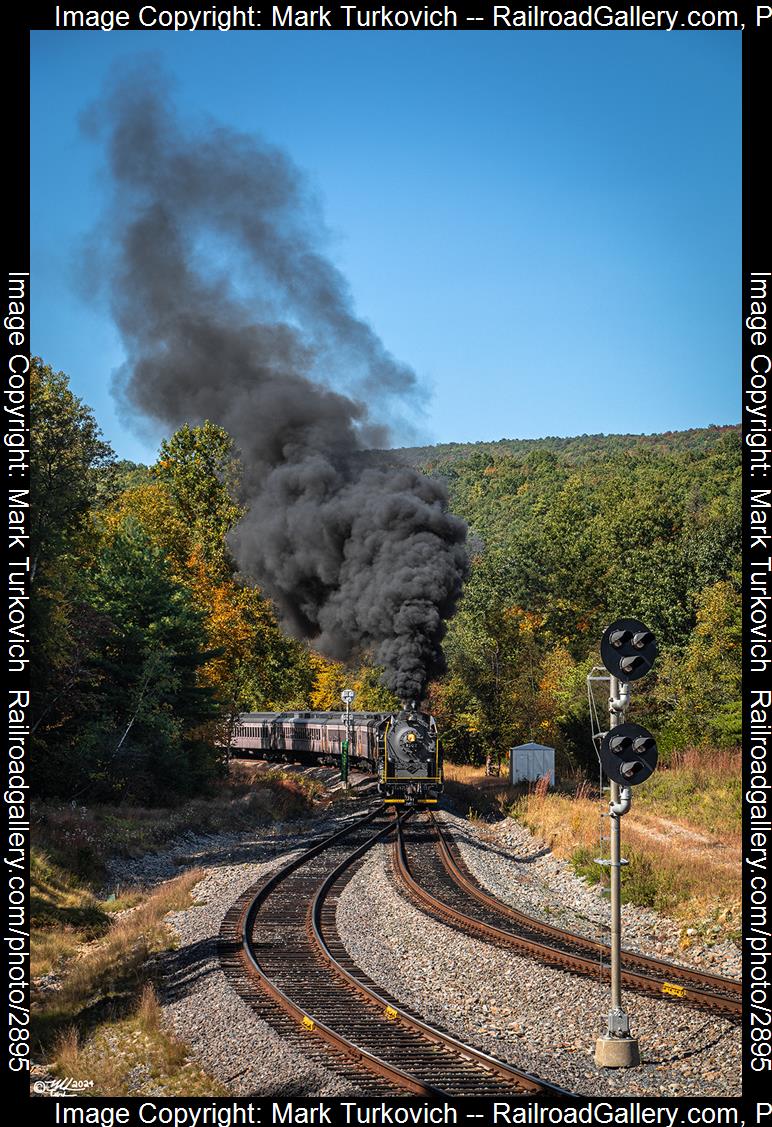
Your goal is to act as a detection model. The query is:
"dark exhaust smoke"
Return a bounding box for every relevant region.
[86,63,468,700]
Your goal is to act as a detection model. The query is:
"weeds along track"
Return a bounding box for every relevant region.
[219,805,573,1097]
[393,813,741,1020]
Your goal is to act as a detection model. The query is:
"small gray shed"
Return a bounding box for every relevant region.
[510,742,555,786]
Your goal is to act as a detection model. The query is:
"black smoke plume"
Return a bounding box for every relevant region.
[87,63,468,700]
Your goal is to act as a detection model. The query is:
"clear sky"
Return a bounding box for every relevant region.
[30,30,741,464]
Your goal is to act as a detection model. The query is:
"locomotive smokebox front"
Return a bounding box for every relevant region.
[387,711,435,779]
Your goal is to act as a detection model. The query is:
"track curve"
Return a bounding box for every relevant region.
[392,812,740,1019]
[219,806,575,1097]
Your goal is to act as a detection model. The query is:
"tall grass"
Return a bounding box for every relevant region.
[31,766,327,1094]
[443,762,523,820]
[31,849,142,978]
[48,980,227,1097]
[511,756,740,945]
[633,745,741,837]
[33,868,204,1051]
[34,769,319,883]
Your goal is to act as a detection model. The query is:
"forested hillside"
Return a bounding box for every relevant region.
[396,426,739,470]
[423,428,741,770]
[31,360,399,805]
[32,357,740,802]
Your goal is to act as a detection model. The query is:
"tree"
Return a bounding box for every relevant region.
[79,520,220,802]
[103,480,194,579]
[440,553,536,764]
[30,358,114,584]
[431,428,741,775]
[30,360,115,765]
[653,580,741,755]
[351,665,400,712]
[309,654,347,711]
[184,547,314,716]
[105,466,313,719]
[156,422,243,578]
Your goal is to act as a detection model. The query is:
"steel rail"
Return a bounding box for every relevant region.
[430,812,740,1002]
[240,813,440,1096]
[220,806,407,1095]
[393,814,740,1018]
[309,811,574,1097]
[220,805,577,1096]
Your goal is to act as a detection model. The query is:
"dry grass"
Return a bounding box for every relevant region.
[35,876,222,1090]
[34,769,320,883]
[53,1026,80,1075]
[33,868,204,1050]
[513,770,741,946]
[33,927,83,981]
[31,765,329,1095]
[632,745,741,838]
[31,849,142,978]
[443,761,524,820]
[136,982,161,1033]
[48,984,227,1097]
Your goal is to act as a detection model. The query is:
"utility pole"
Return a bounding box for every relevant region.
[591,619,658,1069]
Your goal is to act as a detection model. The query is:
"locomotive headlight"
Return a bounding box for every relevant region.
[406,732,416,742]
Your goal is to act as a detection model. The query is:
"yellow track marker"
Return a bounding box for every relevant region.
[661,982,686,998]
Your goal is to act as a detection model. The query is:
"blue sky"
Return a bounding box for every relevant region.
[31,30,741,464]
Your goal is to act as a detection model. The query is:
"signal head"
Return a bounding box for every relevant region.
[600,722,658,786]
[601,618,657,682]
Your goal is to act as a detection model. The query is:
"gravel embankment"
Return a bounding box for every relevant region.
[335,821,740,1099]
[110,800,740,1098]
[115,807,375,1096]
[436,809,741,980]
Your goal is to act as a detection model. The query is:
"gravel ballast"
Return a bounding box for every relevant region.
[123,809,375,1096]
[334,811,741,1099]
[112,802,740,1098]
[436,809,741,981]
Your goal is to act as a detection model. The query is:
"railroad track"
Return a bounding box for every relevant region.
[393,812,741,1019]
[219,805,574,1097]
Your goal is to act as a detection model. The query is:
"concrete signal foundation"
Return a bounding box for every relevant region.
[595,1036,641,1068]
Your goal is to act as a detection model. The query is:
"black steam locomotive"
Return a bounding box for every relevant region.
[230,707,442,804]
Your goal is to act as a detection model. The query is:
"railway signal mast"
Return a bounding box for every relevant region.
[591,618,658,1068]
[341,688,355,792]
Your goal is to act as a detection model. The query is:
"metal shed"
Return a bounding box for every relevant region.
[510,742,555,786]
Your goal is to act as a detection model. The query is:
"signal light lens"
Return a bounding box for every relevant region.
[632,630,654,649]
[620,760,645,780]
[610,735,633,754]
[620,654,647,675]
[633,736,655,754]
[609,629,632,648]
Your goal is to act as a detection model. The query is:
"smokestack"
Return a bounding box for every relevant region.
[86,63,469,701]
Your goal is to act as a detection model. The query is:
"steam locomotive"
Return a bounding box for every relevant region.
[230,707,442,804]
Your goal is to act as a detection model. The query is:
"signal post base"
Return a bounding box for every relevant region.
[594,1035,641,1068]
